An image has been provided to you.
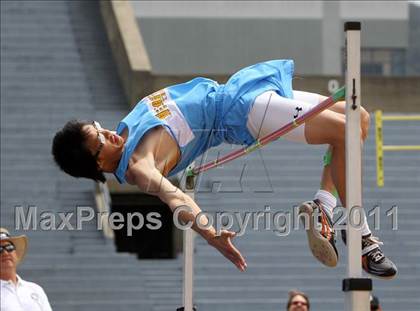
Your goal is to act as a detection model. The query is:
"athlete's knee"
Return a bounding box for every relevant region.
[360,108,370,140]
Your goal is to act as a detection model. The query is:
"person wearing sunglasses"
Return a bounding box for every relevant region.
[52,60,396,277]
[287,290,310,311]
[0,228,52,311]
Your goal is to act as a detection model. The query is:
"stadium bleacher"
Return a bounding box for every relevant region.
[1,1,419,310]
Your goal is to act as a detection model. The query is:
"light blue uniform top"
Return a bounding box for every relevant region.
[114,59,294,184]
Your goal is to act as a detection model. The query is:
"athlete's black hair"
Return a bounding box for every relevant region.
[52,120,106,183]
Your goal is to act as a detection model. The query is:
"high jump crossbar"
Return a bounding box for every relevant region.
[375,110,420,187]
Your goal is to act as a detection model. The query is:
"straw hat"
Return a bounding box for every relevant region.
[0,228,28,265]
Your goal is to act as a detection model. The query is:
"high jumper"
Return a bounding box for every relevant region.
[52,59,396,279]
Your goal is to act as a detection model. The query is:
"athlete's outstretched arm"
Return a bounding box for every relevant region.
[129,161,247,272]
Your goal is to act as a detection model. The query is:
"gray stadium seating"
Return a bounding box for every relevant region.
[1,1,419,310]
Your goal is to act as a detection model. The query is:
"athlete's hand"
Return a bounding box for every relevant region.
[207,230,247,272]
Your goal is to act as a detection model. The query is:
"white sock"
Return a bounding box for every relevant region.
[360,212,371,237]
[314,189,336,220]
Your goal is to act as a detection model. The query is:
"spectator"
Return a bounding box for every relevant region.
[287,290,310,311]
[0,227,53,311]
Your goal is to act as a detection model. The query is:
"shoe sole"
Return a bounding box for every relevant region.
[363,268,397,280]
[299,201,338,268]
[368,272,397,280]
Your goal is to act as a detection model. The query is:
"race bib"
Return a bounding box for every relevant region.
[145,89,195,147]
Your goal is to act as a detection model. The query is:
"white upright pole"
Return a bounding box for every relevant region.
[178,164,196,311]
[343,21,372,311]
[183,228,195,311]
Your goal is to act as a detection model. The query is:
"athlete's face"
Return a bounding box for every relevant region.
[83,121,125,172]
[288,295,309,311]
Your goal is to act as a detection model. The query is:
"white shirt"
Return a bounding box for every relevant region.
[1,275,52,311]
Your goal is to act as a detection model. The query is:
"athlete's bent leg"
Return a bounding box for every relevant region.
[304,99,396,279]
[247,91,343,267]
[247,91,396,277]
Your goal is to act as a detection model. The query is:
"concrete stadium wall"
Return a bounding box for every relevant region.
[137,18,323,76]
[100,1,152,104]
[101,1,419,112]
[135,17,408,76]
[131,1,410,76]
